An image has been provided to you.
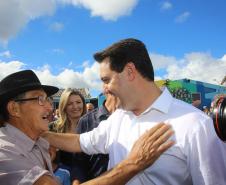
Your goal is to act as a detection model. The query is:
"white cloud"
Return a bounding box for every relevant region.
[0,0,138,46]
[68,61,73,66]
[148,52,226,86]
[54,63,101,90]
[1,52,225,96]
[49,22,64,32]
[72,60,90,69]
[82,60,90,68]
[0,59,101,93]
[0,50,12,58]
[58,0,139,21]
[163,52,226,85]
[222,54,226,61]
[175,11,190,23]
[0,0,139,44]
[34,62,101,90]
[150,53,178,69]
[0,60,25,79]
[0,0,56,45]
[160,1,172,11]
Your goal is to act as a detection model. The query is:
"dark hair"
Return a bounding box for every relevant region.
[0,102,8,125]
[94,38,154,81]
[0,92,26,123]
[0,112,5,127]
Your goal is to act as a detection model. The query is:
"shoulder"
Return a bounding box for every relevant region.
[0,152,51,184]
[0,127,52,184]
[171,98,207,120]
[80,108,99,121]
[169,98,215,141]
[77,108,100,133]
[0,127,18,151]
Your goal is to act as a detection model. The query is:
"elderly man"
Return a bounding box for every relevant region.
[0,70,59,184]
[0,70,174,185]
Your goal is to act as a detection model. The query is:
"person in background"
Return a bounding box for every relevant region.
[76,93,120,181]
[54,108,60,121]
[51,88,87,183]
[53,88,86,133]
[192,99,201,108]
[45,38,226,185]
[86,102,95,112]
[48,122,71,185]
[49,145,70,185]
[202,106,210,116]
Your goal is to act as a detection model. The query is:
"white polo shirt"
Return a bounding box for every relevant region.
[80,88,226,185]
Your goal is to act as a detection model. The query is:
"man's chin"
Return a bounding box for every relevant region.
[41,123,49,132]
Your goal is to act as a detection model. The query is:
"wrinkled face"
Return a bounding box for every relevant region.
[65,94,84,120]
[12,89,53,139]
[99,58,128,109]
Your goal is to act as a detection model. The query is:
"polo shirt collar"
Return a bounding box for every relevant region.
[5,123,49,152]
[123,88,173,116]
[148,87,173,114]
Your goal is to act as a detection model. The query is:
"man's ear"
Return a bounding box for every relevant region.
[7,101,20,117]
[126,62,136,81]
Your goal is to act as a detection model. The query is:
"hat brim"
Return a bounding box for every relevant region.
[0,84,59,107]
[41,85,59,97]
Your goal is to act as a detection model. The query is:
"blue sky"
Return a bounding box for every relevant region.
[0,0,226,97]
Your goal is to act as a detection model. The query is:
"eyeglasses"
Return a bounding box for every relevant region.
[14,96,53,106]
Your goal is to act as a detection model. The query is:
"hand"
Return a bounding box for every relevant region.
[127,123,174,171]
[72,180,80,185]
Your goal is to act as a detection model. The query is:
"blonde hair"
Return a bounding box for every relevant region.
[54,88,86,133]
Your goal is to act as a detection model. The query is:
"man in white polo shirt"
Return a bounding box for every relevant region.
[45,38,226,185]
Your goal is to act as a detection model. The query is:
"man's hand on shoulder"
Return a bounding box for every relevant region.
[127,122,174,172]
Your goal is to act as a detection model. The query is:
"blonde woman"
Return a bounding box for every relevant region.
[52,88,87,183]
[54,88,86,133]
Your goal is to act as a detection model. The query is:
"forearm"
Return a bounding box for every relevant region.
[80,158,139,185]
[42,132,81,152]
[34,175,59,185]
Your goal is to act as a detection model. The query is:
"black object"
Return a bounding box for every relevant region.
[0,70,59,107]
[212,97,226,141]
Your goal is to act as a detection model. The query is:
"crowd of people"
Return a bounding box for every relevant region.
[0,38,226,185]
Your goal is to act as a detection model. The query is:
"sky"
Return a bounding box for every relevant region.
[0,0,226,97]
